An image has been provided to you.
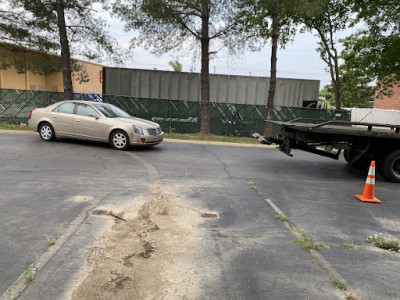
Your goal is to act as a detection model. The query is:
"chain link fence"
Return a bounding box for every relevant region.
[0,89,351,136]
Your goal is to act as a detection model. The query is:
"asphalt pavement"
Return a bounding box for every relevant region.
[1,133,400,299]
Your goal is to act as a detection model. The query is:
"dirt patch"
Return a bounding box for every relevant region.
[71,185,199,299]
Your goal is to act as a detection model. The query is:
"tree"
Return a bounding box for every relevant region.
[344,0,400,97]
[113,0,245,134]
[234,0,296,137]
[1,0,124,99]
[169,60,183,72]
[297,0,353,109]
[338,38,375,108]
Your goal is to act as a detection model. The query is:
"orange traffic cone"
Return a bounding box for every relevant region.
[355,161,381,203]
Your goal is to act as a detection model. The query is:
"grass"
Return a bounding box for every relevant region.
[23,264,35,284]
[164,132,260,144]
[294,230,325,250]
[56,223,65,236]
[366,233,400,252]
[274,213,289,222]
[0,122,29,130]
[46,234,56,246]
[249,185,258,191]
[330,277,347,290]
[0,122,262,145]
[342,242,355,249]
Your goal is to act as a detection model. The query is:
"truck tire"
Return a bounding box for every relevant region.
[343,148,371,168]
[381,150,400,183]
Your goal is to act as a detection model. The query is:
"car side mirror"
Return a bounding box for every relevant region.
[89,113,100,119]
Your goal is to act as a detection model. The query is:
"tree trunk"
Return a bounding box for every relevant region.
[199,0,210,135]
[56,0,73,100]
[333,52,341,109]
[263,11,279,137]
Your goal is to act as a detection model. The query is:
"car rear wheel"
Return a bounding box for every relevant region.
[39,122,55,141]
[110,130,130,150]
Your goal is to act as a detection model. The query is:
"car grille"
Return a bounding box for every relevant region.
[147,127,162,136]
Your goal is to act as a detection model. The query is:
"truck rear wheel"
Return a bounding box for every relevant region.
[381,150,400,183]
[343,148,371,168]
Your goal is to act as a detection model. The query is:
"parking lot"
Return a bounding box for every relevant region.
[1,132,400,299]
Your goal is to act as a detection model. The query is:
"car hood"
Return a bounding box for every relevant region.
[115,117,160,128]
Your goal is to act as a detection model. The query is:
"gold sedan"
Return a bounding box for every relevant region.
[28,100,164,150]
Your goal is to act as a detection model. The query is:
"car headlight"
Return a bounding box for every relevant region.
[133,125,144,135]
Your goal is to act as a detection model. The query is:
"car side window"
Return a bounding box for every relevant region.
[53,102,75,114]
[76,103,97,117]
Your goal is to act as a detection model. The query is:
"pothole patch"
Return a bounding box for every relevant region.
[92,209,108,215]
[200,212,219,219]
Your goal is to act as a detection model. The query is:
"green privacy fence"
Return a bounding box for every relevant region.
[0,89,351,136]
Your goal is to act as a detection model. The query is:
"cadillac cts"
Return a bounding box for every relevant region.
[28,100,164,150]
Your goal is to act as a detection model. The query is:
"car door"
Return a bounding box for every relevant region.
[73,103,109,141]
[50,102,75,136]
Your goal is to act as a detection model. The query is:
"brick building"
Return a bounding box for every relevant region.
[0,45,103,94]
[374,85,400,110]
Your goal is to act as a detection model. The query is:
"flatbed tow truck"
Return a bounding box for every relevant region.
[253,119,400,183]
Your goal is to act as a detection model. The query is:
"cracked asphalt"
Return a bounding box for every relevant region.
[1,132,400,299]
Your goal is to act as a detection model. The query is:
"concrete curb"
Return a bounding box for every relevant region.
[0,195,104,300]
[0,130,275,148]
[261,196,358,299]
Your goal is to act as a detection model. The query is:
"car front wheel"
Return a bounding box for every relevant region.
[110,130,130,150]
[39,122,55,141]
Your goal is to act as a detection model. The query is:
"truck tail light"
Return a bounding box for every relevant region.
[29,108,36,119]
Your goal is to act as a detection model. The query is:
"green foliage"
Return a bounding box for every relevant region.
[294,232,325,250]
[0,0,126,78]
[366,233,400,252]
[297,0,355,109]
[234,0,297,47]
[23,264,35,284]
[344,0,400,96]
[274,213,289,222]
[113,0,242,56]
[341,242,355,249]
[169,60,183,72]
[338,50,375,108]
[330,277,347,290]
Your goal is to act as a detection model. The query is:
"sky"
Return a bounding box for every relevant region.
[100,9,356,91]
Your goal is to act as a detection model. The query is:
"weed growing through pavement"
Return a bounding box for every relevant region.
[247,181,254,185]
[366,233,400,252]
[294,230,324,250]
[46,234,56,246]
[274,213,289,222]
[250,185,258,191]
[23,264,35,284]
[342,242,355,249]
[57,223,65,236]
[330,277,347,290]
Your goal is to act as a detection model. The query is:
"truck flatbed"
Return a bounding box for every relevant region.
[254,119,400,182]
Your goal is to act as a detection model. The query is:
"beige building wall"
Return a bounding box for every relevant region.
[0,47,103,94]
[0,65,27,89]
[45,72,63,92]
[72,61,103,94]
[26,70,46,90]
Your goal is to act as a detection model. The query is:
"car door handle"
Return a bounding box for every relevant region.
[53,116,58,119]
[75,120,80,123]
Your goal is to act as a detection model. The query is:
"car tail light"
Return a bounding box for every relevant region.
[29,108,36,119]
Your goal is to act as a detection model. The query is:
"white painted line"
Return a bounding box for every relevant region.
[261,196,355,298]
[0,195,104,300]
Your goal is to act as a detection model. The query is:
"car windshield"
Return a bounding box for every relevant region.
[94,104,131,118]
